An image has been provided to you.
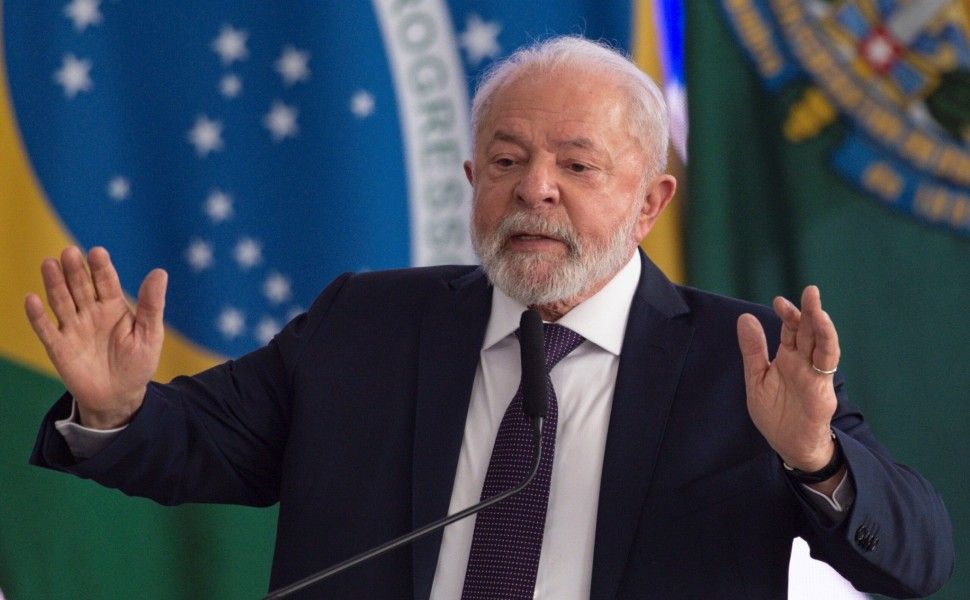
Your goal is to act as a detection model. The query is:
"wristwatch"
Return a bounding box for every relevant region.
[782,429,844,484]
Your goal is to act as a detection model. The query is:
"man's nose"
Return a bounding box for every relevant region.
[514,161,560,207]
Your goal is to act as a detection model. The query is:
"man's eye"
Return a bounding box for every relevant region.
[495,158,514,167]
[569,163,588,173]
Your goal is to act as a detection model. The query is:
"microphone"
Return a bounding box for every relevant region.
[263,309,547,599]
[518,308,547,418]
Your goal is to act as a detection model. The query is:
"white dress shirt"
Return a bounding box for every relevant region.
[429,253,643,599]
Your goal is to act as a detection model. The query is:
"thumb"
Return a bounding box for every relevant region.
[737,313,769,385]
[135,268,168,335]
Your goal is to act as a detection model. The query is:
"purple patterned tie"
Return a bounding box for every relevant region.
[461,323,585,600]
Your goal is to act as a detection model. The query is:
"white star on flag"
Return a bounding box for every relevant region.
[205,189,234,223]
[219,74,242,98]
[459,14,502,65]
[217,307,246,339]
[54,54,93,98]
[256,316,282,345]
[263,101,299,142]
[185,239,214,272]
[234,237,263,269]
[212,25,249,65]
[64,0,103,32]
[187,115,225,157]
[350,90,375,119]
[275,46,311,86]
[263,272,292,304]
[107,176,130,201]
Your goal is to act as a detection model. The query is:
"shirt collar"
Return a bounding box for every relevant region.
[481,251,641,356]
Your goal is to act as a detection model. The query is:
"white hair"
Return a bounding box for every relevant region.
[470,35,670,176]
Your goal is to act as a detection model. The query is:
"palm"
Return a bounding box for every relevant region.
[54,295,157,406]
[25,247,167,428]
[737,286,840,471]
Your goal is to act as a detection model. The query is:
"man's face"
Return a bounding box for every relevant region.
[467,69,653,306]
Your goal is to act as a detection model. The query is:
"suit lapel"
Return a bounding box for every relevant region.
[411,268,491,600]
[590,253,694,599]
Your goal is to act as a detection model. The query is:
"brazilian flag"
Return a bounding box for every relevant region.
[0,1,676,597]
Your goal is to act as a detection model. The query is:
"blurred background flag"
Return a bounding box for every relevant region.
[637,0,688,284]
[687,1,970,598]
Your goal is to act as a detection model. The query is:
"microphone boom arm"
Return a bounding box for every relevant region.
[264,416,544,600]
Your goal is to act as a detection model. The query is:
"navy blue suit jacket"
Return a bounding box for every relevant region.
[31,252,953,598]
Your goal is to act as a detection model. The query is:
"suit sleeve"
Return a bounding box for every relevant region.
[790,375,955,598]
[28,272,354,508]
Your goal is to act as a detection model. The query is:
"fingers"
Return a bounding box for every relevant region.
[802,285,840,371]
[134,268,168,336]
[800,284,823,313]
[61,246,97,310]
[40,257,78,326]
[811,308,841,373]
[772,296,800,350]
[39,246,110,327]
[35,246,138,328]
[794,286,822,359]
[774,286,841,373]
[24,293,59,349]
[88,247,124,301]
[772,286,823,358]
[737,313,769,384]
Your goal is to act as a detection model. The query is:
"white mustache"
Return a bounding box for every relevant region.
[492,211,582,255]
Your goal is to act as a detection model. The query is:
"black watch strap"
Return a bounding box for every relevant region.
[782,429,844,484]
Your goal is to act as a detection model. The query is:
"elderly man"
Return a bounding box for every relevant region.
[27,37,952,599]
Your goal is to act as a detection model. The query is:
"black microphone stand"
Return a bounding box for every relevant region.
[264,309,547,599]
[263,417,542,599]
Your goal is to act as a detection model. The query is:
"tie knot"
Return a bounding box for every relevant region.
[542,323,585,368]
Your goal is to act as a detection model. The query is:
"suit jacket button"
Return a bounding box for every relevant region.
[855,526,869,545]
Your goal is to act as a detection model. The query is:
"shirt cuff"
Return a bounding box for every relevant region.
[799,471,855,520]
[54,399,128,459]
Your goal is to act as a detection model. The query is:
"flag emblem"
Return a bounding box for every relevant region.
[721,0,970,237]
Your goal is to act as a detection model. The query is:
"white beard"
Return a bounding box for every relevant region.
[471,206,639,307]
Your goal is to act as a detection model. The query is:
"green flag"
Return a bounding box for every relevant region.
[686,2,970,598]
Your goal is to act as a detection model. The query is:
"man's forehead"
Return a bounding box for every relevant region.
[491,85,614,119]
[487,127,605,151]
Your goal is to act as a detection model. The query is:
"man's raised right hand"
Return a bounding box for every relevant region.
[24,246,167,429]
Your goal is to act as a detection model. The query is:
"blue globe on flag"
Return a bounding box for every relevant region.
[4,1,632,358]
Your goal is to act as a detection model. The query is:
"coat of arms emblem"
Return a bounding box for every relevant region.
[722,0,970,236]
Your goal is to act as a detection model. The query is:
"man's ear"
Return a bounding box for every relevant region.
[464,160,474,186]
[634,174,677,240]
